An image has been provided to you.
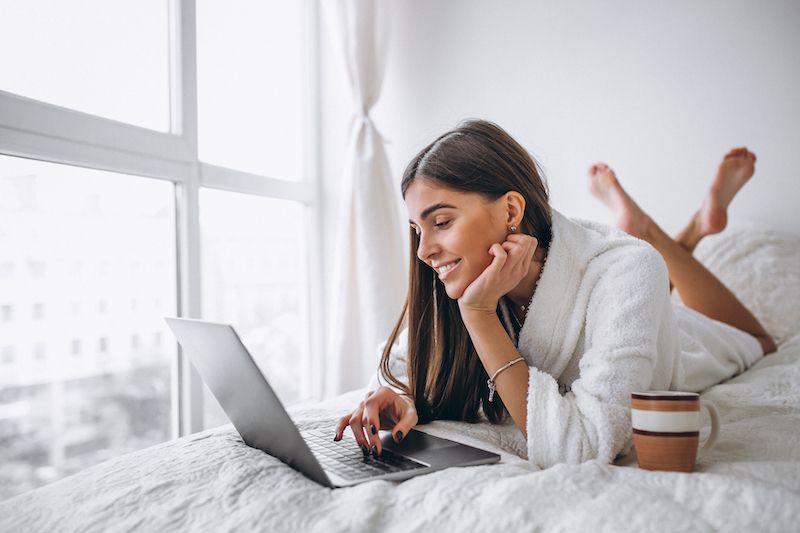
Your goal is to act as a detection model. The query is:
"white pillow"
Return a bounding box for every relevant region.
[673,223,800,346]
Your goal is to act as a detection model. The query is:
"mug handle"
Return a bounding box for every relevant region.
[700,401,720,450]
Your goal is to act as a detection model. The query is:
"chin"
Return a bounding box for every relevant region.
[443,283,465,300]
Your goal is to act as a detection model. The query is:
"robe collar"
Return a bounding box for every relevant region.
[514,209,626,376]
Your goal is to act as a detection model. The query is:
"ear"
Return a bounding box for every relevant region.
[504,191,526,228]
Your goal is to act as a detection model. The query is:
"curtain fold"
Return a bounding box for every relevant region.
[324,0,406,396]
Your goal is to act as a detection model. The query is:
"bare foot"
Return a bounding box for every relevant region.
[588,162,652,239]
[696,147,756,236]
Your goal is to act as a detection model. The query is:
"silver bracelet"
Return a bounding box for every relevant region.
[487,356,525,402]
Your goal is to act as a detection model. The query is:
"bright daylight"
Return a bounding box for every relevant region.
[1,1,799,531]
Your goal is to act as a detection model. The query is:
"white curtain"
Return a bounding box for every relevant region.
[324,0,406,396]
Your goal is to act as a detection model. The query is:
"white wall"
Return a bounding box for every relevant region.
[323,0,800,235]
[319,0,800,344]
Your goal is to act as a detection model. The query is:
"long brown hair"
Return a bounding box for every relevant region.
[379,119,552,424]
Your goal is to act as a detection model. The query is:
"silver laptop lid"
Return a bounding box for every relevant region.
[164,317,331,487]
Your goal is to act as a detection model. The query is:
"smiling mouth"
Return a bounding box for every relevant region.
[435,259,461,281]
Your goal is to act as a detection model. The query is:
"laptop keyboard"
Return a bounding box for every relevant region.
[302,428,427,481]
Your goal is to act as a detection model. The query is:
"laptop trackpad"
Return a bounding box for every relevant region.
[381,428,493,465]
[381,429,452,455]
[406,445,495,466]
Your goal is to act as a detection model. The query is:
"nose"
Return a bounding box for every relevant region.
[416,231,438,264]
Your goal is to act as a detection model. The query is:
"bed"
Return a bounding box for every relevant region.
[2,225,799,532]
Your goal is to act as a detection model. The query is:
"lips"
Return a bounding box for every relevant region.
[435,259,461,281]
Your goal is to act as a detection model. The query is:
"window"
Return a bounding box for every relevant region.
[0,261,13,277]
[0,157,177,499]
[0,1,170,131]
[34,343,47,361]
[196,0,305,180]
[28,261,46,277]
[0,0,319,501]
[199,189,310,428]
[1,346,14,365]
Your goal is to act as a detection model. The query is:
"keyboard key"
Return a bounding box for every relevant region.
[302,429,426,480]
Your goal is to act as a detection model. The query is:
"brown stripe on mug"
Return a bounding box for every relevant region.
[633,432,700,472]
[631,393,698,401]
[630,391,720,472]
[633,429,700,437]
[631,398,700,412]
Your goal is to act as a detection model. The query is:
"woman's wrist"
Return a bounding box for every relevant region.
[458,300,499,319]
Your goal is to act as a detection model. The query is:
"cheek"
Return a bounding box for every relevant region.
[455,240,494,290]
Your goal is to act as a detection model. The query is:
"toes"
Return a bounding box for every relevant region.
[724,147,749,160]
[588,162,614,178]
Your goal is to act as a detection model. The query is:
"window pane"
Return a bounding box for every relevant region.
[0,156,177,500]
[197,0,305,180]
[0,1,170,131]
[199,189,309,429]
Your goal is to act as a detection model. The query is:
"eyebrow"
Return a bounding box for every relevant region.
[408,202,457,225]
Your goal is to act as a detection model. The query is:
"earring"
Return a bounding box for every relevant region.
[509,225,517,233]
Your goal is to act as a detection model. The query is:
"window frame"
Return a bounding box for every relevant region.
[0,0,324,438]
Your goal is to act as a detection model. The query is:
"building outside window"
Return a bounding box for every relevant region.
[0,0,320,501]
[2,346,14,365]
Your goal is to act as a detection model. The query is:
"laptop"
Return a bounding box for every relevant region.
[165,317,501,488]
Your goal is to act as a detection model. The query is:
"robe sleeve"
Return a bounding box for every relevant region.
[366,328,409,393]
[525,246,671,467]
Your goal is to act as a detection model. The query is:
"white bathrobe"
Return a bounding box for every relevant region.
[369,209,763,468]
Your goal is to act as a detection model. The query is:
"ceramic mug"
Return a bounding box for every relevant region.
[630,391,720,472]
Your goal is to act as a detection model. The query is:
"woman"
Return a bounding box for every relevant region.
[333,119,776,467]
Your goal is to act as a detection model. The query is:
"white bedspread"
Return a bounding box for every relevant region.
[2,334,800,532]
[3,226,799,532]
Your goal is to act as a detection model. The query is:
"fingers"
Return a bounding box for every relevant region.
[348,410,372,456]
[487,243,508,271]
[334,414,348,441]
[362,389,394,457]
[334,392,369,441]
[334,402,372,456]
[362,407,381,457]
[500,235,538,269]
[391,396,418,444]
[505,233,536,245]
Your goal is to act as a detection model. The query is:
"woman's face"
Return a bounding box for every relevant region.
[405,179,509,299]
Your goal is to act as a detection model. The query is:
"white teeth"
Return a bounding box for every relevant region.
[437,261,459,274]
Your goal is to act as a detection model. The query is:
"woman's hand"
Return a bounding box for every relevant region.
[333,386,418,457]
[458,233,538,314]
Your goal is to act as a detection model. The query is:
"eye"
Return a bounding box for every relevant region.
[434,220,451,229]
